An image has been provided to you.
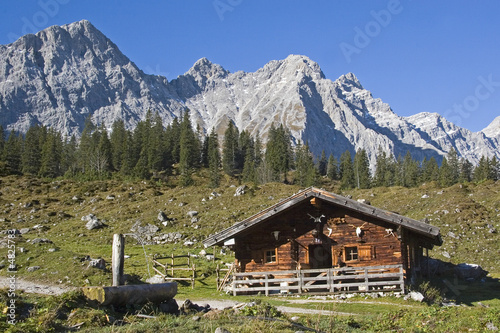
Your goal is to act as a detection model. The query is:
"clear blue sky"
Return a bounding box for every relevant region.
[1,0,499,132]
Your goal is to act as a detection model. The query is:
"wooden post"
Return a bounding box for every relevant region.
[171,253,174,277]
[232,274,237,296]
[191,264,196,289]
[112,234,125,286]
[264,273,269,296]
[216,264,220,289]
[213,246,216,262]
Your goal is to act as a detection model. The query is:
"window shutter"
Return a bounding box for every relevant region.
[359,245,375,261]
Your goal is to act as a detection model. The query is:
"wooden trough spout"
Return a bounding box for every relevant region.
[82,282,178,306]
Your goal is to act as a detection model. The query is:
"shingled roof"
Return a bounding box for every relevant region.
[203,187,442,247]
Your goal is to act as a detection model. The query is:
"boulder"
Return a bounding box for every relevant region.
[86,218,104,230]
[234,185,247,196]
[454,263,487,281]
[88,258,106,270]
[146,275,165,284]
[409,291,425,302]
[157,211,169,222]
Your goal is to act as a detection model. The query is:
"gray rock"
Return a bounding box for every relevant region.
[421,194,430,199]
[88,258,106,270]
[409,291,425,302]
[157,211,169,222]
[19,228,30,234]
[146,275,165,284]
[27,266,41,272]
[234,185,247,196]
[187,211,198,218]
[86,218,104,230]
[486,322,498,331]
[215,328,231,333]
[455,263,487,281]
[31,238,53,244]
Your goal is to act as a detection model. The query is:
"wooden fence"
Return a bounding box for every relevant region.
[152,253,196,289]
[230,264,404,296]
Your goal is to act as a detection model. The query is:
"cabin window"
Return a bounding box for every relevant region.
[345,246,359,262]
[265,249,277,263]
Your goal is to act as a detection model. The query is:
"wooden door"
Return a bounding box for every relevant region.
[308,244,332,269]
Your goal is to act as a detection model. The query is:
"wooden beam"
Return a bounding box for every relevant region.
[112,234,125,286]
[82,283,177,306]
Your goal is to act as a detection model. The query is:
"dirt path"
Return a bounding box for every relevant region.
[0,277,357,316]
[0,276,76,296]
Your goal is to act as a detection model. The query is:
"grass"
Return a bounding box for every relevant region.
[0,174,499,331]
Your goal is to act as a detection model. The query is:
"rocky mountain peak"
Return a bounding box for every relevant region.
[336,72,363,90]
[187,57,228,78]
[481,116,500,138]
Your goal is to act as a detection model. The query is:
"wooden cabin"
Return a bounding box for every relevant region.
[203,187,442,295]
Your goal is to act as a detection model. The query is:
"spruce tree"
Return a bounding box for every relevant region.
[222,121,240,176]
[4,130,22,175]
[374,147,387,187]
[39,129,62,178]
[62,135,78,177]
[459,158,473,183]
[422,157,440,183]
[0,125,5,161]
[326,154,338,180]
[178,109,197,186]
[207,128,221,188]
[447,148,460,184]
[265,124,292,183]
[439,157,454,187]
[22,125,42,175]
[354,148,371,189]
[473,156,490,182]
[340,150,355,189]
[317,150,327,176]
[110,119,127,172]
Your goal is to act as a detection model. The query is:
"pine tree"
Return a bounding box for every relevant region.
[78,115,96,175]
[178,109,198,186]
[459,158,473,183]
[62,135,78,177]
[489,156,499,181]
[222,122,240,176]
[39,129,62,178]
[447,148,460,184]
[374,147,388,187]
[110,119,127,172]
[473,156,490,182]
[265,124,292,183]
[4,130,22,174]
[326,154,338,180]
[149,113,167,173]
[439,157,454,187]
[422,157,440,183]
[22,125,42,175]
[354,148,371,189]
[207,128,221,188]
[402,151,419,187]
[340,150,355,189]
[0,125,5,161]
[317,150,327,176]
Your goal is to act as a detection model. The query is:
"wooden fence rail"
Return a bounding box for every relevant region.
[230,264,404,296]
[152,253,196,289]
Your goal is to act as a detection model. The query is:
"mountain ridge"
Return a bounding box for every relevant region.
[0,20,499,167]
